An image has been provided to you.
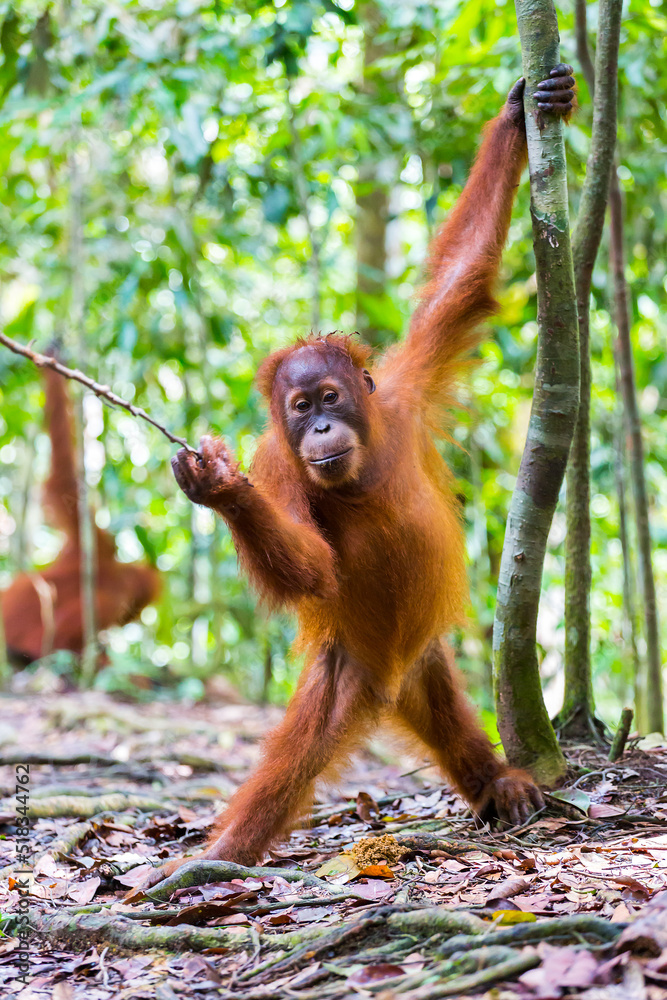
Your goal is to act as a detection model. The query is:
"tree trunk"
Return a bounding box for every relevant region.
[573,0,662,732]
[559,0,622,742]
[355,0,389,348]
[614,407,642,721]
[493,0,578,785]
[12,429,36,573]
[609,174,664,734]
[262,642,273,704]
[70,143,98,685]
[287,106,322,333]
[356,181,388,347]
[0,597,9,682]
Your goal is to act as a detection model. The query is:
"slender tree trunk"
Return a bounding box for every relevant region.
[609,175,664,733]
[492,0,577,784]
[12,429,36,573]
[287,105,322,332]
[262,641,273,704]
[559,0,622,741]
[69,144,98,685]
[574,0,662,731]
[614,398,642,720]
[356,180,388,347]
[0,596,9,682]
[355,1,389,348]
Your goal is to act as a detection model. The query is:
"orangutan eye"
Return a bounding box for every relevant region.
[322,391,338,404]
[294,399,310,412]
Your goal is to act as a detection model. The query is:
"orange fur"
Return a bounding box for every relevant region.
[1,367,160,664]
[146,98,544,889]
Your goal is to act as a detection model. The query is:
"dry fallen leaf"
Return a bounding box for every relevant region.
[164,901,239,926]
[52,984,75,1000]
[611,902,634,922]
[293,905,332,924]
[356,791,380,823]
[612,875,652,897]
[492,910,537,924]
[67,876,101,905]
[315,853,361,883]
[115,863,156,888]
[111,955,154,982]
[348,963,405,985]
[589,804,626,819]
[351,879,394,900]
[486,875,531,905]
[617,891,667,956]
[520,944,597,998]
[358,864,394,879]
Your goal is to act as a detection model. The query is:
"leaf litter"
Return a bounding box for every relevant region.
[1,688,667,998]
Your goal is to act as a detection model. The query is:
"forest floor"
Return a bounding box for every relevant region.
[2,677,667,999]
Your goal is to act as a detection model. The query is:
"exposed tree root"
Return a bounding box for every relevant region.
[243,913,388,982]
[386,906,488,935]
[0,750,123,767]
[29,909,323,954]
[400,950,541,999]
[435,914,624,956]
[28,898,627,1000]
[552,704,609,745]
[134,858,367,903]
[0,749,160,781]
[45,820,94,860]
[63,890,350,921]
[2,791,168,818]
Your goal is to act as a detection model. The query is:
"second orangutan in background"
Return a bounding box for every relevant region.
[1,365,160,664]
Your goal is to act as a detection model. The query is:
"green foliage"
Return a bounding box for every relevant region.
[0,0,665,719]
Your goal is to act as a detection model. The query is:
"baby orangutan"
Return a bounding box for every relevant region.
[144,66,575,887]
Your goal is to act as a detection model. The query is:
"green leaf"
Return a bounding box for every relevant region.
[549,789,592,814]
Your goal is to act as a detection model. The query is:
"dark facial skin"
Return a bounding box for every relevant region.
[275,346,375,487]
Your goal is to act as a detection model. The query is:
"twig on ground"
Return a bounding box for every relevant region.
[393,831,506,856]
[0,332,199,455]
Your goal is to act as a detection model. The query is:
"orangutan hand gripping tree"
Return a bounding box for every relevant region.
[146,68,575,886]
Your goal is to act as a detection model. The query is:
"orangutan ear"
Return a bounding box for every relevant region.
[362,369,376,394]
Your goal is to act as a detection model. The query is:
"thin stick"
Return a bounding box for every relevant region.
[0,332,200,456]
[608,707,634,762]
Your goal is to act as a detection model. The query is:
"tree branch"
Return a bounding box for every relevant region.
[574,0,596,97]
[0,332,200,457]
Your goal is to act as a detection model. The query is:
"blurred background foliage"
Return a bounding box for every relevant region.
[0,0,665,726]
